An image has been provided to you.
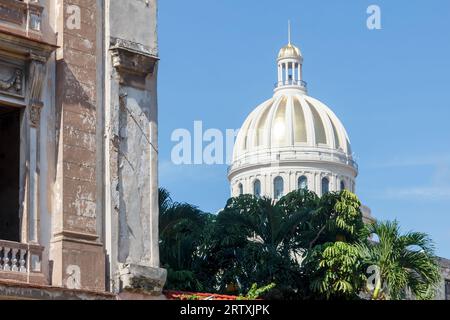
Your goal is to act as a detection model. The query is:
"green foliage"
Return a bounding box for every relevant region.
[357,220,441,300]
[179,294,201,300]
[159,187,441,301]
[166,269,203,292]
[303,242,366,299]
[207,194,309,296]
[238,283,277,300]
[159,188,215,291]
[299,190,367,299]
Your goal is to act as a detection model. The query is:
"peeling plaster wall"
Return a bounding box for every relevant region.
[39,49,56,285]
[50,0,106,292]
[0,0,161,295]
[40,1,57,283]
[117,88,153,263]
[109,0,158,52]
[105,0,161,293]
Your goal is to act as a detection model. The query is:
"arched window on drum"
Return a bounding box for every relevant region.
[321,177,329,195]
[298,176,308,190]
[238,183,243,196]
[274,176,284,200]
[253,179,261,198]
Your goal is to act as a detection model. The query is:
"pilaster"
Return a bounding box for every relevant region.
[51,0,105,292]
[107,36,166,296]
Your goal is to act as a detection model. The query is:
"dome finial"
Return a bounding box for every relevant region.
[288,20,291,45]
[276,21,305,93]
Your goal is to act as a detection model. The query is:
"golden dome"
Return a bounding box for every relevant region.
[277,43,302,60]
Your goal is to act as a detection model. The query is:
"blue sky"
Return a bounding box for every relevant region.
[158,0,450,258]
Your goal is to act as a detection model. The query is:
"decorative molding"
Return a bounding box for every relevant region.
[110,37,158,58]
[27,57,46,127]
[0,36,56,61]
[29,100,42,127]
[0,67,22,95]
[27,58,45,100]
[110,37,158,77]
[52,230,101,245]
[0,0,44,34]
[0,0,27,26]
[28,52,47,64]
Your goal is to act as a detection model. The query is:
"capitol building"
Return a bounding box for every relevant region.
[228,34,372,221]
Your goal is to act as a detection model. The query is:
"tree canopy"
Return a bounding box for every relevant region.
[159,188,441,300]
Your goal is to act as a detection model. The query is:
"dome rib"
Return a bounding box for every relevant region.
[309,96,351,154]
[286,96,294,146]
[255,102,271,148]
[297,95,316,146]
[232,93,354,163]
[265,96,283,149]
[329,115,341,149]
[307,99,327,145]
[272,97,288,147]
[292,96,307,143]
[233,98,272,160]
[249,98,273,148]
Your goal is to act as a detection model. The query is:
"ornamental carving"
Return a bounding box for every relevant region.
[29,101,43,128]
[27,58,47,128]
[0,68,23,95]
[110,37,158,77]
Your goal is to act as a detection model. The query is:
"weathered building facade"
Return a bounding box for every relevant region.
[0,0,165,299]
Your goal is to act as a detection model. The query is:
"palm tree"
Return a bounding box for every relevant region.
[357,220,441,300]
[210,193,315,295]
[210,190,368,298]
[158,188,212,291]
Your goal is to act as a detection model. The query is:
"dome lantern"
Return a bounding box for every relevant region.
[275,21,306,94]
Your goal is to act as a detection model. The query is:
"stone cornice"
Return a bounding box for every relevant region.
[0,29,57,61]
[110,37,158,57]
[228,158,358,181]
[110,37,159,77]
[0,29,55,109]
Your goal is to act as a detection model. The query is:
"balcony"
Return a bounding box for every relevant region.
[228,147,358,176]
[0,0,43,40]
[0,240,46,285]
[274,79,307,89]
